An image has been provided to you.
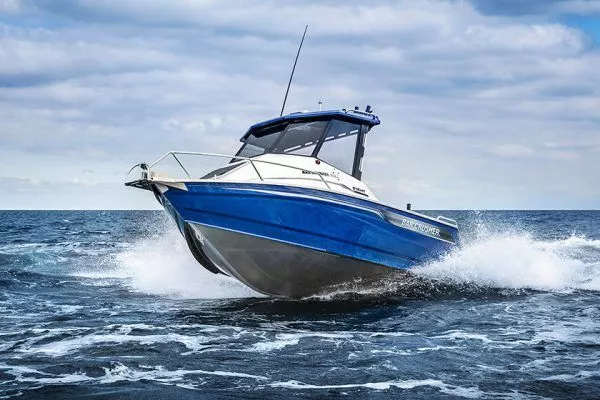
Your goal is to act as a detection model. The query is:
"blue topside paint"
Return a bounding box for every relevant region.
[160,182,457,271]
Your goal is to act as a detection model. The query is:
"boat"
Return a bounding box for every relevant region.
[125,107,460,298]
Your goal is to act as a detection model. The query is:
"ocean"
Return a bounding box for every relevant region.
[0,210,599,399]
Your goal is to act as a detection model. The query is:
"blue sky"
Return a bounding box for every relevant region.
[0,0,599,210]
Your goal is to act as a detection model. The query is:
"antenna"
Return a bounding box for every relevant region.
[280,25,308,117]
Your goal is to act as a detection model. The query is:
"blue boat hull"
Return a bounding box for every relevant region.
[154,182,458,298]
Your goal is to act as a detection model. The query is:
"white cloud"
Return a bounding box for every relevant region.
[0,0,21,13]
[489,144,535,158]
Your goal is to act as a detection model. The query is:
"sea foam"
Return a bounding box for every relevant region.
[113,223,260,299]
[414,232,600,291]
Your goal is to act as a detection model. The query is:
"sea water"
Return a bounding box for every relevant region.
[0,210,598,399]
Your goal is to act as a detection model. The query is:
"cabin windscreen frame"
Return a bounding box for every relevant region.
[233,117,368,180]
[352,124,370,180]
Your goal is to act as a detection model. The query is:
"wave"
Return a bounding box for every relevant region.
[413,233,600,292]
[269,378,483,397]
[0,362,268,388]
[110,224,260,299]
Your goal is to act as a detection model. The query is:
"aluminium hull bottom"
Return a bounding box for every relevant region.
[188,222,408,299]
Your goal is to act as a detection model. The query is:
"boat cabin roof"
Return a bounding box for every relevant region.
[241,109,380,141]
[235,109,380,180]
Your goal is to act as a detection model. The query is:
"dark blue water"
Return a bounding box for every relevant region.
[1,210,599,399]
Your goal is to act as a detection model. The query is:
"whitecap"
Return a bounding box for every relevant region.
[270,378,483,398]
[414,232,600,292]
[249,332,353,353]
[19,332,212,356]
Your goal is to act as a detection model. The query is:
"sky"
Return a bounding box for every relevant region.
[0,0,599,210]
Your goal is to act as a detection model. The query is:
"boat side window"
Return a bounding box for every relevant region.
[316,120,360,175]
[271,121,328,156]
[236,122,287,159]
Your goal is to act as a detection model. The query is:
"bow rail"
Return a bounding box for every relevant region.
[126,151,333,191]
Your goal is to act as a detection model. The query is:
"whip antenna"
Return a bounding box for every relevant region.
[280,25,308,117]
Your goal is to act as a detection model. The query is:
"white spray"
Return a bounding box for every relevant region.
[414,231,600,292]
[113,223,260,299]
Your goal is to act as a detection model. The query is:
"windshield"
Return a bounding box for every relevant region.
[272,121,328,155]
[235,122,287,159]
[235,118,365,178]
[317,120,360,175]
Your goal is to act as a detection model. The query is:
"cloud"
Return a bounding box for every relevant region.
[489,144,535,158]
[0,0,21,13]
[0,0,599,209]
[467,0,600,16]
[0,24,178,87]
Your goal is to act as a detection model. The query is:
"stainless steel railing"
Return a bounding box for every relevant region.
[146,151,333,190]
